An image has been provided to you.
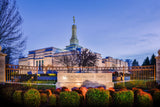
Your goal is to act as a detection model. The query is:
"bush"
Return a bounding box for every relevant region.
[146,81,157,89]
[112,90,134,107]
[45,89,52,96]
[54,88,61,95]
[48,94,56,106]
[132,87,143,95]
[152,90,160,106]
[1,86,15,101]
[86,88,110,107]
[40,93,48,104]
[61,87,70,92]
[59,91,80,107]
[12,90,23,105]
[136,91,153,107]
[24,88,41,107]
[79,87,88,98]
[149,88,159,96]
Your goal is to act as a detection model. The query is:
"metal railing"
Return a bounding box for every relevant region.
[5,64,156,82]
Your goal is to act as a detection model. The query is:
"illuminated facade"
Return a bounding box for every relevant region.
[102,57,128,68]
[19,17,128,70]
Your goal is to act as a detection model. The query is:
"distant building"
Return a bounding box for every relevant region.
[102,56,128,67]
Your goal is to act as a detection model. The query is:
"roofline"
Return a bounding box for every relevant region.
[29,47,59,52]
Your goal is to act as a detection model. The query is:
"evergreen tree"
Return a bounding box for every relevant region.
[0,0,26,64]
[142,56,150,66]
[132,59,139,66]
[150,54,156,65]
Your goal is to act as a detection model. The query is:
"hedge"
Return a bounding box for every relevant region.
[136,91,153,107]
[12,90,23,105]
[23,88,41,107]
[112,90,134,107]
[86,88,110,107]
[59,91,80,107]
[1,86,16,101]
[40,93,48,104]
[152,90,160,106]
[48,94,56,106]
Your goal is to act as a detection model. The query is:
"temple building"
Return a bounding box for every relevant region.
[19,16,128,71]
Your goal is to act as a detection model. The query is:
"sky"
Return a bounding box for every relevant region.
[16,0,160,64]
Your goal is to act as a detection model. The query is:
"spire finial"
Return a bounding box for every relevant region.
[73,16,75,24]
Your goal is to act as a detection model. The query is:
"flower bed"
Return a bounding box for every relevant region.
[0,83,160,107]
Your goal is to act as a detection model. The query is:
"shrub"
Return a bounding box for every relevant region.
[45,89,52,96]
[146,81,157,89]
[61,87,70,92]
[12,90,23,105]
[24,88,41,107]
[79,87,88,98]
[1,86,15,101]
[86,88,110,107]
[72,88,82,94]
[132,87,143,95]
[149,88,159,96]
[40,93,48,104]
[50,88,55,93]
[97,86,105,90]
[59,91,80,107]
[48,94,56,106]
[112,90,134,107]
[152,90,160,106]
[136,91,153,107]
[54,88,61,94]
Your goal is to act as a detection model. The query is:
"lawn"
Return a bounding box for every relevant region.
[114,80,158,90]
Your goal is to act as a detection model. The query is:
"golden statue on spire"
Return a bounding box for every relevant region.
[73,16,75,24]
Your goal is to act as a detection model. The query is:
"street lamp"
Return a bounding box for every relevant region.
[76,48,81,73]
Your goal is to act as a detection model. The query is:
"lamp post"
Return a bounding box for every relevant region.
[76,48,81,73]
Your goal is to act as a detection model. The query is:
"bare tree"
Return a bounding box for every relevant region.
[54,49,98,72]
[0,0,26,64]
[54,51,78,72]
[77,48,98,67]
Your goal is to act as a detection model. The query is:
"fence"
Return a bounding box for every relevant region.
[129,65,155,80]
[5,64,156,82]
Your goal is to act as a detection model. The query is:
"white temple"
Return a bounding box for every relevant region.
[19,16,128,70]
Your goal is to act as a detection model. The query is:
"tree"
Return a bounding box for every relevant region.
[142,56,150,66]
[0,0,26,64]
[77,48,98,67]
[54,48,98,72]
[54,51,78,73]
[150,54,156,65]
[132,59,139,66]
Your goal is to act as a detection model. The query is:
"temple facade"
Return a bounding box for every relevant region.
[19,16,128,70]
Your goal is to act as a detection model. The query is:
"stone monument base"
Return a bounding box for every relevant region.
[56,73,114,90]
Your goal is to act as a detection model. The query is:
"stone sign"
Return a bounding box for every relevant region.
[56,73,114,89]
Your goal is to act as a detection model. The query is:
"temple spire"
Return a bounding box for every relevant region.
[73,16,75,24]
[70,16,79,45]
[65,16,83,50]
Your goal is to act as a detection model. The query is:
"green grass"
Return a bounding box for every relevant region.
[23,80,56,84]
[22,80,56,90]
[30,85,56,90]
[114,80,157,90]
[32,80,56,84]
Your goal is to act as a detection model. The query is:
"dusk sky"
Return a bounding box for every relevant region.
[16,0,160,64]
